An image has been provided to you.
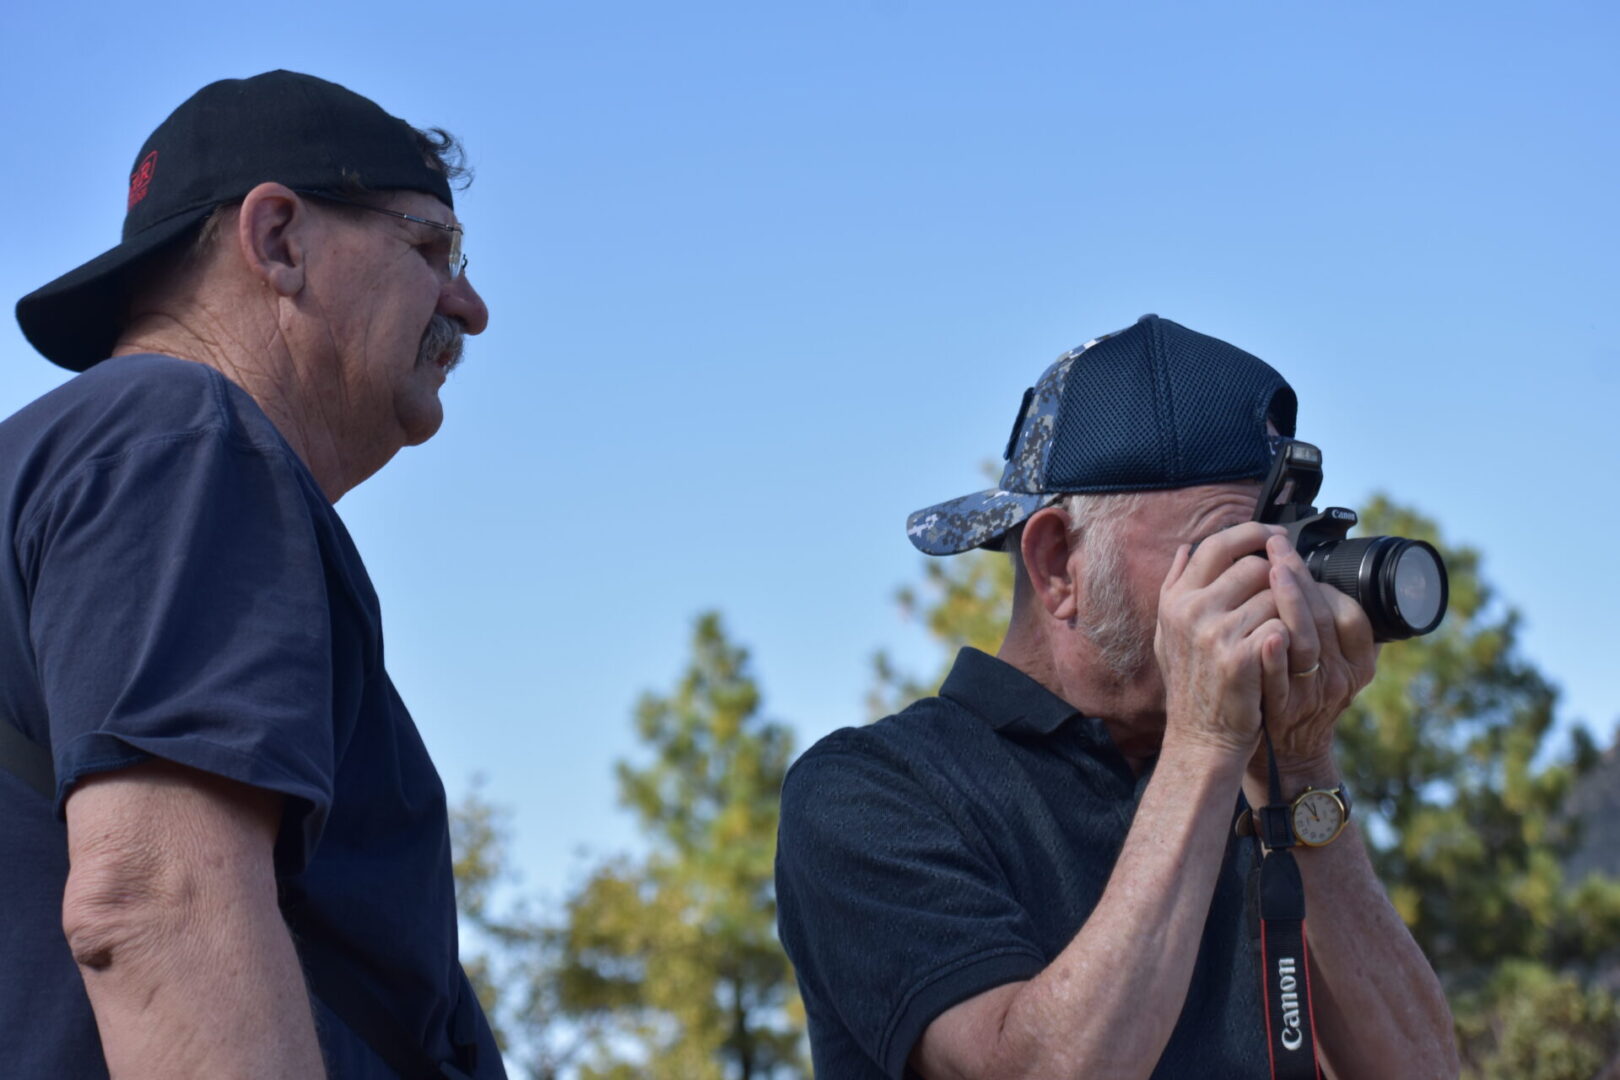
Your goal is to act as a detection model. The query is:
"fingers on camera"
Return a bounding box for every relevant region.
[1183,522,1284,589]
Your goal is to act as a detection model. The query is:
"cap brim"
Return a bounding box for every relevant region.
[16,208,212,372]
[906,488,1055,556]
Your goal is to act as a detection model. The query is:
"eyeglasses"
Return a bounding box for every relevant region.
[292,189,467,280]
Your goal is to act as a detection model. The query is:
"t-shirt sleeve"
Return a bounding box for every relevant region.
[775,741,1047,1079]
[22,428,338,871]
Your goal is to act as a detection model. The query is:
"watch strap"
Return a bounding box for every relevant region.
[1258,783,1351,851]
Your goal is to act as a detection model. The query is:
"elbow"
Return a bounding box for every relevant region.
[912,993,1156,1080]
[61,763,284,976]
[62,845,193,975]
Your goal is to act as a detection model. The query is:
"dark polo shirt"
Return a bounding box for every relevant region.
[775,647,1269,1079]
[0,356,501,1078]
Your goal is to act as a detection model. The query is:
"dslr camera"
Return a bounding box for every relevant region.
[1253,439,1447,642]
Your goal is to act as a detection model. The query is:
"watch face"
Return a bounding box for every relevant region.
[1291,790,1345,846]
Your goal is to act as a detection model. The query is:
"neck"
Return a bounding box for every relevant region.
[998,611,1168,773]
[115,309,356,503]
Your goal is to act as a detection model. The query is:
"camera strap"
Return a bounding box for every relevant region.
[1253,721,1324,1080]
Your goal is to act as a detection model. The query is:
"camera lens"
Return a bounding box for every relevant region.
[1303,536,1448,642]
[1391,542,1445,632]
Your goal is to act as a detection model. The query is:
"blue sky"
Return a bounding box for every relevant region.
[3,1,1615,898]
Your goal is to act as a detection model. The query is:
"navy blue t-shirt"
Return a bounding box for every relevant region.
[775,647,1269,1079]
[0,355,503,1078]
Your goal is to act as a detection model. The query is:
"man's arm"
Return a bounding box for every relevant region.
[1243,765,1458,1080]
[62,759,327,1080]
[910,738,1250,1080]
[913,523,1291,1080]
[1248,532,1459,1078]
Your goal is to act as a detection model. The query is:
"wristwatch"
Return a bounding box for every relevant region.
[1255,784,1352,850]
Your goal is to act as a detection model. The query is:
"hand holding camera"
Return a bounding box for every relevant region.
[1155,520,1292,762]
[1247,438,1447,775]
[1253,530,1377,776]
[1161,438,1448,773]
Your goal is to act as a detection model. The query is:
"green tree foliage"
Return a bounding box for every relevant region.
[1333,497,1620,982]
[867,492,1620,1078]
[1453,961,1620,1080]
[452,781,588,1079]
[450,780,508,1043]
[868,545,1012,719]
[452,613,807,1079]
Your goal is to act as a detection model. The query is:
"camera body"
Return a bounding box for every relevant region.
[1255,439,1448,642]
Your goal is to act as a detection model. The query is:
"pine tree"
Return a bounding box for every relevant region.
[868,546,1012,719]
[452,613,807,1079]
[562,612,803,1079]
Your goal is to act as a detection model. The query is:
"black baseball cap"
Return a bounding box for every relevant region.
[906,315,1298,555]
[16,70,456,372]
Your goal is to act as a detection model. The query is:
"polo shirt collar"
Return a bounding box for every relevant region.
[939,647,1084,737]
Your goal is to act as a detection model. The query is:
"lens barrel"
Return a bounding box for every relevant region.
[1303,536,1448,641]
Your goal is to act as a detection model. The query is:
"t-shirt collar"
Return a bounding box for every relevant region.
[939,647,1085,737]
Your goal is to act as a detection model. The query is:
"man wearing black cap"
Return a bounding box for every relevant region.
[775,316,1457,1079]
[0,72,500,1077]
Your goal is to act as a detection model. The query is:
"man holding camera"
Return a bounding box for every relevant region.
[0,72,500,1077]
[775,315,1457,1079]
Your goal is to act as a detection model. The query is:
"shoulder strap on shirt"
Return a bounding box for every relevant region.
[0,720,474,1079]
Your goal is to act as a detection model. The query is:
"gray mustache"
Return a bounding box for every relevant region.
[418,315,464,373]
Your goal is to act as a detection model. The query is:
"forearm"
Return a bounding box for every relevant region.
[1243,770,1458,1079]
[993,741,1247,1079]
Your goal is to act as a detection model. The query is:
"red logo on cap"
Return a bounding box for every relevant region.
[128,151,158,211]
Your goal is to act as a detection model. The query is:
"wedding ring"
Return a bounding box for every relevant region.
[1290,662,1321,679]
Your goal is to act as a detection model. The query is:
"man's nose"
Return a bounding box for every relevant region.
[439,274,490,335]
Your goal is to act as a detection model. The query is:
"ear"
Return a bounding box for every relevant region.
[235,182,308,297]
[1020,507,1079,622]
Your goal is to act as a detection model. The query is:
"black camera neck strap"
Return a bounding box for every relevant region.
[1254,721,1325,1080]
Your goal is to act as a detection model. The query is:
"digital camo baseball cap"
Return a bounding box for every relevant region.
[906,314,1298,556]
[16,70,456,372]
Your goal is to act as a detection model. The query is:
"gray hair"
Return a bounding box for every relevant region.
[1009,491,1155,680]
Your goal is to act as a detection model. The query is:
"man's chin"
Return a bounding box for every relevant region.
[399,394,446,446]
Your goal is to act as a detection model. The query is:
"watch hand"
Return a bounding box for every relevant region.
[1308,803,1319,821]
